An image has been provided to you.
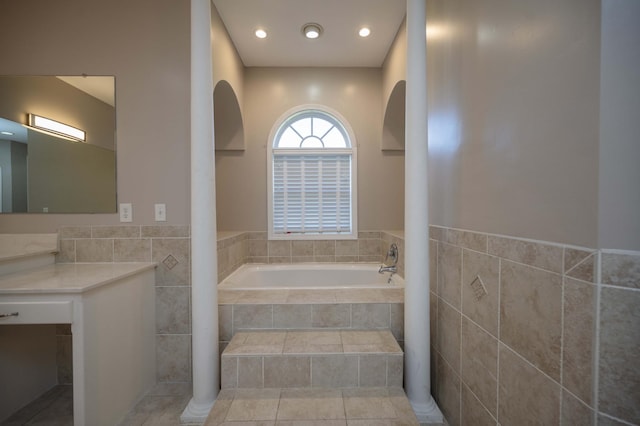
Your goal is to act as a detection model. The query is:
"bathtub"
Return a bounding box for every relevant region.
[218,263,404,290]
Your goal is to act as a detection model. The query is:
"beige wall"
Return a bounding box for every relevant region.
[211,4,244,108]
[426,0,601,248]
[0,0,190,232]
[598,0,640,251]
[382,17,407,110]
[215,67,405,232]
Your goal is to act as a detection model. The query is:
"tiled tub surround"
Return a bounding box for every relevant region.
[218,287,405,354]
[429,225,640,426]
[221,330,404,389]
[55,227,402,386]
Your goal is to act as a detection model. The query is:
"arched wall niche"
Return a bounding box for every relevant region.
[213,80,244,151]
[381,80,406,151]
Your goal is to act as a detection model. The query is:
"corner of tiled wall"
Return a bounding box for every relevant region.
[428,225,640,426]
[57,225,193,385]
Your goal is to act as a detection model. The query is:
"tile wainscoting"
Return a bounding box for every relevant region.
[429,226,640,426]
[54,224,638,426]
[56,227,400,386]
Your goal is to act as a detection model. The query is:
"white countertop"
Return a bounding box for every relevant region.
[0,262,156,295]
[0,234,58,263]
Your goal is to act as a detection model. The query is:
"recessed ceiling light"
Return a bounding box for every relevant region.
[302,23,323,39]
[255,28,267,39]
[358,27,371,37]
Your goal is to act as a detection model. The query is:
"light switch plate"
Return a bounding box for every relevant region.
[119,203,133,222]
[154,203,166,222]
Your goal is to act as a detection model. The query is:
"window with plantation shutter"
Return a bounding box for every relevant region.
[268,107,357,239]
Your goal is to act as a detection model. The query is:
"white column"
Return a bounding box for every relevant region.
[404,0,443,422]
[181,0,219,422]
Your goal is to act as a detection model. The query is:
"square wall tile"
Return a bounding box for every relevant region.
[336,240,358,256]
[312,355,358,387]
[461,318,498,417]
[446,228,487,253]
[152,238,190,286]
[75,238,113,262]
[114,238,151,262]
[598,286,640,424]
[498,344,560,426]
[264,356,310,388]
[461,249,499,337]
[488,235,563,273]
[601,251,640,289]
[435,352,461,426]
[561,390,593,426]
[268,241,291,257]
[314,240,336,256]
[156,334,191,382]
[438,243,462,308]
[351,303,390,329]
[562,277,596,405]
[436,299,461,374]
[461,385,496,426]
[312,304,350,328]
[156,286,190,334]
[500,260,562,380]
[56,239,75,263]
[92,225,140,238]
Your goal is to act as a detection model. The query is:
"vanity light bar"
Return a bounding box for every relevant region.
[28,113,86,142]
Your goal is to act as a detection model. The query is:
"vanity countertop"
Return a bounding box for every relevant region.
[0,233,58,263]
[0,262,156,295]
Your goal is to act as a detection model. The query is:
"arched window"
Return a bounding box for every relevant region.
[268,106,358,239]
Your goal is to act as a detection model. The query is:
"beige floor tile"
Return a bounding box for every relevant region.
[225,389,281,422]
[276,421,347,426]
[286,330,343,345]
[284,344,344,354]
[277,388,346,420]
[204,389,236,425]
[343,388,398,419]
[244,331,287,346]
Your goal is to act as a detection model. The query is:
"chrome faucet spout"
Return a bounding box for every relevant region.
[378,265,397,274]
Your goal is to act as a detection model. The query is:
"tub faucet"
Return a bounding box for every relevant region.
[378,264,397,274]
[379,243,399,283]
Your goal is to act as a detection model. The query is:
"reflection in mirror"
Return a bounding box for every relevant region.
[0,76,116,213]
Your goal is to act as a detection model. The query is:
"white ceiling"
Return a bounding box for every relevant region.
[212,0,407,67]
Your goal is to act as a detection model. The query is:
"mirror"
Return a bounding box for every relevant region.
[0,75,116,213]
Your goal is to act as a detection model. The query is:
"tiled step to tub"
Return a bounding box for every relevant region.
[221,329,403,389]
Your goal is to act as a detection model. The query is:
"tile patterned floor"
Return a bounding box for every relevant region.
[204,387,421,426]
[2,383,445,426]
[1,385,73,426]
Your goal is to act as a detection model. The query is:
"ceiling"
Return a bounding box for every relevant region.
[212,0,407,67]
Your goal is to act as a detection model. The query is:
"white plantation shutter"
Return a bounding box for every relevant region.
[273,153,352,234]
[269,108,357,239]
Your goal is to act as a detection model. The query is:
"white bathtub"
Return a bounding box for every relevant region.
[218,263,404,290]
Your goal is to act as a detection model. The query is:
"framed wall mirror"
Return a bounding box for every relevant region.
[0,75,116,213]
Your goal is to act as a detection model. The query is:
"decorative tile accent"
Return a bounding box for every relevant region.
[469,275,488,300]
[162,254,179,270]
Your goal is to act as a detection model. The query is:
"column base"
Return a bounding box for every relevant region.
[410,396,444,424]
[180,397,214,424]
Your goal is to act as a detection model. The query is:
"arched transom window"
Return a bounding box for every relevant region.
[268,107,358,239]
